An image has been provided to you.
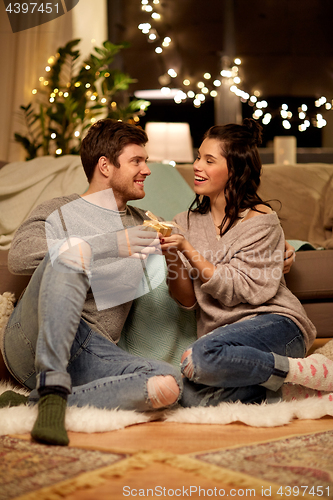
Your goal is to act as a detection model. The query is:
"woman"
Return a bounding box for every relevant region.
[160,118,331,407]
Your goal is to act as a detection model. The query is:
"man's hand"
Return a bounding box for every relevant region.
[117,226,161,259]
[283,240,296,274]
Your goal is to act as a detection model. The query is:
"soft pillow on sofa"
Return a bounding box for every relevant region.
[118,255,197,368]
[258,164,333,247]
[118,278,197,368]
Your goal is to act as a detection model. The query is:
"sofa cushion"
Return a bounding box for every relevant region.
[258,164,333,245]
[0,250,30,299]
[302,302,333,338]
[309,174,333,248]
[118,261,197,368]
[285,250,333,300]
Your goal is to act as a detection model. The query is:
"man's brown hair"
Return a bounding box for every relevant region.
[80,119,148,182]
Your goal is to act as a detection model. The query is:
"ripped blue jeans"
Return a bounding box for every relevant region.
[180,314,306,407]
[3,241,182,411]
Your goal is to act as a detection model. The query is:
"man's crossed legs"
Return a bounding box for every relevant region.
[2,239,182,445]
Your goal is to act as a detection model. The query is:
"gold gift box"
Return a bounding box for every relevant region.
[142,220,173,236]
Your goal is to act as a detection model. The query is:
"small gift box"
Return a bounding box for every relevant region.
[142,211,175,236]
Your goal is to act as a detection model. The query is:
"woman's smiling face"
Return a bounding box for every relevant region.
[193,138,229,200]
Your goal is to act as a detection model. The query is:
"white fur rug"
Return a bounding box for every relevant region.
[1,380,333,435]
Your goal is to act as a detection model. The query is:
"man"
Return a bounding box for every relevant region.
[0,119,182,446]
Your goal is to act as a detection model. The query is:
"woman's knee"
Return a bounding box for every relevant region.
[147,375,181,409]
[181,348,194,380]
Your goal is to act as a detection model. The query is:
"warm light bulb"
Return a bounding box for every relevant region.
[155,47,163,53]
[168,69,177,78]
[234,58,241,65]
[204,73,211,80]
[183,79,190,86]
[55,148,62,155]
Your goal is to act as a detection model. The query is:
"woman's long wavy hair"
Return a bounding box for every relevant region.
[189,118,271,236]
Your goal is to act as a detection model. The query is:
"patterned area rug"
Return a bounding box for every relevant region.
[191,429,333,499]
[0,436,129,500]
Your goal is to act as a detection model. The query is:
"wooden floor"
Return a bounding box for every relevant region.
[15,416,333,500]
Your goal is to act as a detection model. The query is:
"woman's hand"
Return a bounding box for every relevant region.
[283,241,296,274]
[158,233,186,254]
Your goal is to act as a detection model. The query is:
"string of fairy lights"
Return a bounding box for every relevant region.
[138,0,333,131]
[29,0,332,143]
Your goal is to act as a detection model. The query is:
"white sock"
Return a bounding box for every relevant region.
[285,353,333,392]
[282,383,332,402]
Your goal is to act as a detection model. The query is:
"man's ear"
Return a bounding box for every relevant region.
[97,156,112,178]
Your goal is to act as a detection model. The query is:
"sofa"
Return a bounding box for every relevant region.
[0,157,332,385]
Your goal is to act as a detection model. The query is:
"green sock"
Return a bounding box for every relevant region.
[31,394,69,446]
[0,390,29,408]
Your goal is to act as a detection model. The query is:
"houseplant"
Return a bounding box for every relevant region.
[15,39,150,160]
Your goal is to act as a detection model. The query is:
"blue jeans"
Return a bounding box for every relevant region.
[3,250,182,411]
[180,314,306,407]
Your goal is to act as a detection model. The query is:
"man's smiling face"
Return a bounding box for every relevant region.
[108,143,151,210]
